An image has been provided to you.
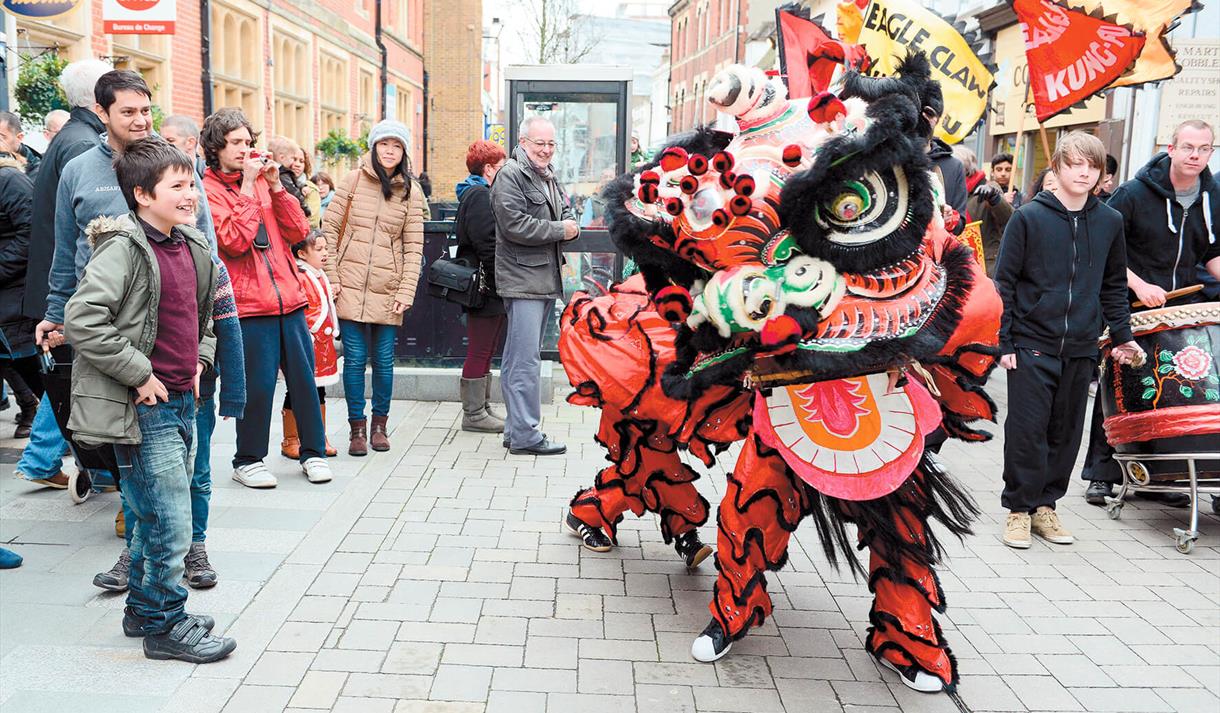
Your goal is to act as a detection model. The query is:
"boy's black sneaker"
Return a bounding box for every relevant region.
[674,530,713,569]
[564,512,612,552]
[143,616,236,663]
[123,607,216,637]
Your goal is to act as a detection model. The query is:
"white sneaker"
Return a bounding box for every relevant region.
[232,462,277,489]
[878,657,946,693]
[301,457,332,484]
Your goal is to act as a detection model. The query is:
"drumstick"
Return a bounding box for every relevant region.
[1131,284,1203,309]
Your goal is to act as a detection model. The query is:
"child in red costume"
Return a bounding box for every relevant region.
[281,231,341,458]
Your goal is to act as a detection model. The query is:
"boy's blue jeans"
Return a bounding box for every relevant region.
[340,320,397,420]
[115,392,196,635]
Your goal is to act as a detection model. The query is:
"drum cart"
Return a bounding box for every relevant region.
[1106,453,1220,553]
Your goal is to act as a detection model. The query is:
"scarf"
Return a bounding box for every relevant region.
[514,145,554,181]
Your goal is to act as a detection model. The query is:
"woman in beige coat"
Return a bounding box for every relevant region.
[322,120,425,456]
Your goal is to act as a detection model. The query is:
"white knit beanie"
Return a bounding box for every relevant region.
[368,120,412,153]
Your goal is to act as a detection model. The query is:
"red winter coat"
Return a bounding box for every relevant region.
[297,259,340,386]
[204,167,309,318]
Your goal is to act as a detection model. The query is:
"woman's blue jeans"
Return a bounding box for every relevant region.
[340,320,397,421]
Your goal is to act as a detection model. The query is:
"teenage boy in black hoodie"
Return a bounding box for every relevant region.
[994,131,1145,550]
[1080,120,1220,506]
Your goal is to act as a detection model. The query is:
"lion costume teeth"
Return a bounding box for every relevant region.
[560,51,1003,693]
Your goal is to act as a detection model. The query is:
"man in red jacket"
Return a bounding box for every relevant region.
[200,108,331,488]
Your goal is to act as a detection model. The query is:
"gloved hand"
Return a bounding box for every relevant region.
[972,183,1002,205]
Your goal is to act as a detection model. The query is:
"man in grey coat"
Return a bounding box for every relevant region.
[491,116,579,455]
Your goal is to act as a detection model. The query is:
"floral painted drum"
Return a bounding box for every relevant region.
[1099,301,1220,474]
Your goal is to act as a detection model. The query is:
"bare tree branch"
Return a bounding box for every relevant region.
[513,0,600,64]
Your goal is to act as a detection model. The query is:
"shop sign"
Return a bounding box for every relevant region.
[102,0,175,35]
[1155,39,1220,146]
[2,0,81,20]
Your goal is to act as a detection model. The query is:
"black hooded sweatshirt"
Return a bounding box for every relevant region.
[994,190,1133,358]
[1107,152,1220,293]
[928,138,967,236]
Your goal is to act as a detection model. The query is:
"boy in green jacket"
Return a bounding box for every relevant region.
[64,136,236,663]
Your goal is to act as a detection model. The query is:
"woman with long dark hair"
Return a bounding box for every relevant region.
[322,120,425,455]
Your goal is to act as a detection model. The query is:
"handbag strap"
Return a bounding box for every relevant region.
[334,171,360,258]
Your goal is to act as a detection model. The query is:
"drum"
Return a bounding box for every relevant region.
[1099,301,1220,478]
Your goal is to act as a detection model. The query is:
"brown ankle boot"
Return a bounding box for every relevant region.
[348,418,368,456]
[280,409,300,459]
[370,414,390,452]
[321,403,337,457]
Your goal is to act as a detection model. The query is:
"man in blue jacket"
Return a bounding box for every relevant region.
[994,131,1144,550]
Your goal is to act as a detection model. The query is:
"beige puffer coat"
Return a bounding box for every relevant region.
[323,154,425,325]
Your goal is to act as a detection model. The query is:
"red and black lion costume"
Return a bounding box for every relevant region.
[559,55,1001,693]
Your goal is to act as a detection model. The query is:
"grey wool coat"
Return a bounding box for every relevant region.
[490,146,577,301]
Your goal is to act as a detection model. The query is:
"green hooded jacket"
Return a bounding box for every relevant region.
[64,213,217,446]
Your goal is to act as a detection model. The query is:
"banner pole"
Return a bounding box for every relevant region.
[1012,85,1032,195]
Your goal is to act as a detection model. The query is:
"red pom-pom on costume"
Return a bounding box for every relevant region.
[729,195,751,216]
[711,208,731,228]
[659,147,689,172]
[711,151,734,173]
[654,286,693,322]
[734,175,756,196]
[718,171,737,189]
[665,198,685,216]
[760,315,802,354]
[782,144,803,167]
[679,176,699,195]
[808,92,846,124]
[687,154,709,175]
[639,170,660,185]
[638,184,659,203]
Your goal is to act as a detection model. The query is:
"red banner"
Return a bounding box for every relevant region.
[777,9,868,98]
[1012,0,1145,122]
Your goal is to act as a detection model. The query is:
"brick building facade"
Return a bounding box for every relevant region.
[668,0,747,133]
[424,0,483,202]
[6,0,426,169]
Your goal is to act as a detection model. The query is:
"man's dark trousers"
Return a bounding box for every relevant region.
[1081,393,1122,484]
[1001,348,1097,512]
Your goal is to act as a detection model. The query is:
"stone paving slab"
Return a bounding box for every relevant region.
[1,379,1218,712]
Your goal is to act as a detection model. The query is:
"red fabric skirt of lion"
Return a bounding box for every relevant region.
[558,55,1002,694]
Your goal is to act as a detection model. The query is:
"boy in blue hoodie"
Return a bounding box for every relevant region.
[65,136,236,663]
[994,131,1144,550]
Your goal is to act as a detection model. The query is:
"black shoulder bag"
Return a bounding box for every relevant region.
[426,197,487,309]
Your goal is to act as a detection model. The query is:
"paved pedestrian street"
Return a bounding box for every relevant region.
[1,380,1217,713]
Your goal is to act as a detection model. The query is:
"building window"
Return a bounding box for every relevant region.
[211,3,261,128]
[273,30,310,146]
[395,0,411,35]
[111,34,169,107]
[396,84,412,129]
[358,67,377,134]
[319,51,349,139]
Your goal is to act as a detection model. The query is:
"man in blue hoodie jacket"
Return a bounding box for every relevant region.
[994,131,1144,550]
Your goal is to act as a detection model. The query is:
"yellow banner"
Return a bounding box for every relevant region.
[958,220,986,272]
[1062,0,1192,88]
[857,0,994,144]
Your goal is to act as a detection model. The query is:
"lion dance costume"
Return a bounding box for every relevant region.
[559,55,1002,693]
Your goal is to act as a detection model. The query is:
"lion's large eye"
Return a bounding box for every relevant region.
[686,186,725,231]
[813,167,910,246]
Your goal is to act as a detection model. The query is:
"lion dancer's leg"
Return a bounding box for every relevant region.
[849,464,961,693]
[567,405,713,566]
[692,435,806,662]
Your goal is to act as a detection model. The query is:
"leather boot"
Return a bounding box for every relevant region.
[370,414,391,452]
[280,409,300,459]
[321,403,337,457]
[483,373,506,421]
[348,418,368,457]
[462,377,505,433]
